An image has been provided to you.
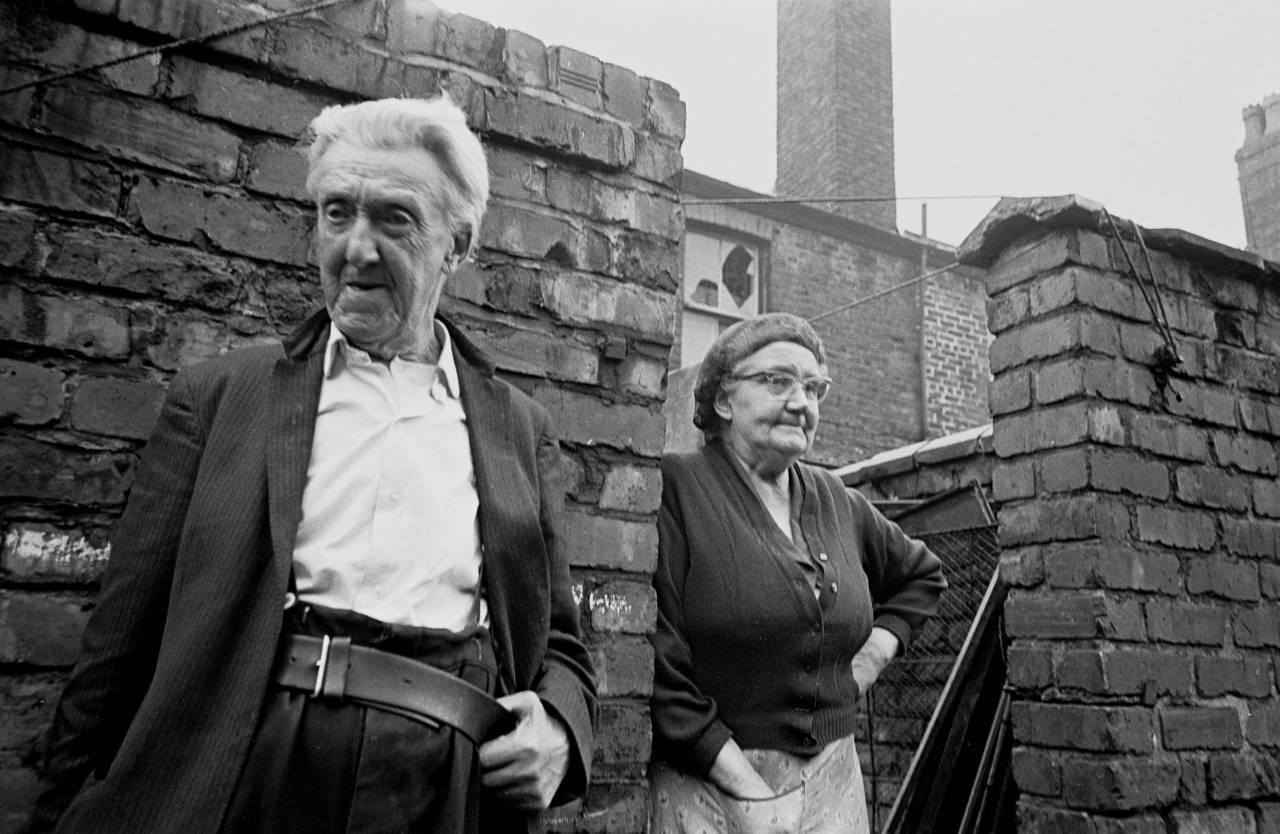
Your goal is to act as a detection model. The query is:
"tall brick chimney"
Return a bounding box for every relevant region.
[1236,92,1280,261]
[775,0,896,230]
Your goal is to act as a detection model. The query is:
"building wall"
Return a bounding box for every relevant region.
[1237,93,1280,261]
[0,2,682,831]
[962,196,1280,832]
[923,270,993,436]
[775,0,896,230]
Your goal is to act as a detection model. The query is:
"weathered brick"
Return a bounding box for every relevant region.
[0,142,120,217]
[6,19,160,94]
[1044,542,1181,594]
[1059,754,1180,811]
[610,229,680,292]
[498,28,547,87]
[1208,750,1280,801]
[586,636,652,697]
[266,21,388,99]
[1135,505,1216,551]
[1145,599,1229,646]
[475,324,599,385]
[561,511,657,573]
[1017,802,1166,834]
[1090,448,1170,499]
[1259,802,1280,834]
[1233,606,1280,649]
[601,63,645,129]
[616,354,666,399]
[166,57,330,138]
[1061,648,1193,697]
[594,701,651,766]
[1,523,109,583]
[554,782,649,834]
[1129,412,1210,461]
[433,12,503,75]
[1175,465,1253,511]
[69,375,166,440]
[1161,707,1243,750]
[1006,643,1052,688]
[1179,753,1208,805]
[532,386,664,457]
[0,285,130,358]
[1054,649,1105,692]
[646,78,686,142]
[586,580,655,634]
[40,87,239,182]
[1169,807,1258,834]
[1247,702,1280,747]
[999,494,1130,546]
[0,437,133,506]
[597,464,661,514]
[1013,702,1154,752]
[999,546,1044,587]
[1196,656,1274,698]
[1255,479,1280,518]
[1006,590,1144,641]
[989,368,1031,416]
[481,203,608,273]
[1223,518,1280,558]
[1011,746,1061,796]
[132,177,312,265]
[484,91,635,169]
[245,141,311,203]
[42,227,244,309]
[987,286,1030,334]
[548,45,603,109]
[993,459,1035,501]
[1186,558,1260,602]
[984,228,1113,296]
[0,360,64,425]
[1166,380,1240,428]
[631,132,680,186]
[539,272,675,342]
[1039,447,1088,493]
[990,311,1119,374]
[1264,563,1280,599]
[0,592,89,665]
[1213,432,1279,475]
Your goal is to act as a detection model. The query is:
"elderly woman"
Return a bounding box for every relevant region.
[650,313,945,833]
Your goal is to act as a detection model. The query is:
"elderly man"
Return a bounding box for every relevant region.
[30,95,596,834]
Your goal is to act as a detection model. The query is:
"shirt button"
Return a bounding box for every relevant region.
[830,582,838,594]
[818,552,829,562]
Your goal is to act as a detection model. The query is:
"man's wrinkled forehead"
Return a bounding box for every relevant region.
[307,140,446,204]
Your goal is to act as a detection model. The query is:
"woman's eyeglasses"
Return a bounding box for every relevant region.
[728,371,832,402]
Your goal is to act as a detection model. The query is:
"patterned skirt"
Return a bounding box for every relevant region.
[650,734,869,834]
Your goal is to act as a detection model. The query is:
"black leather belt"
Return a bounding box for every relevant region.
[273,634,516,745]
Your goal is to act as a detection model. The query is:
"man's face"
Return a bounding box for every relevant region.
[310,141,461,360]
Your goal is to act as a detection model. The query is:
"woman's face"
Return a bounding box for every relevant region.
[715,341,827,472]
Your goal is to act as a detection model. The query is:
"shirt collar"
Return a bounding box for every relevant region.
[324,321,462,398]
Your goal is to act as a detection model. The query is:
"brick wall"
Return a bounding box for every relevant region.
[923,269,992,436]
[0,2,682,831]
[1238,93,1280,262]
[961,195,1280,832]
[775,0,896,230]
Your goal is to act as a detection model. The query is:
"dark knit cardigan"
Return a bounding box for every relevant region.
[651,440,946,776]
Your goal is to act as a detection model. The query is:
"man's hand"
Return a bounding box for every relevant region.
[478,691,570,810]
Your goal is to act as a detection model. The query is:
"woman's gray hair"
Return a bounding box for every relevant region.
[692,312,827,440]
[303,94,489,257]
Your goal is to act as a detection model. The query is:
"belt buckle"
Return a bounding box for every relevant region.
[311,634,332,699]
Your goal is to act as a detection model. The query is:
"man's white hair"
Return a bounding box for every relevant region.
[304,94,489,257]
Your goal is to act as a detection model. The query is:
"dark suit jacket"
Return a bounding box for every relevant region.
[31,309,597,834]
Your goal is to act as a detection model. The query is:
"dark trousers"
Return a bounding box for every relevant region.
[220,604,501,834]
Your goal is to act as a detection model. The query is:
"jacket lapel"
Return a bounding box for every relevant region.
[267,310,328,582]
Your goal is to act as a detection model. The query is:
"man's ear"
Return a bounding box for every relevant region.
[713,387,734,423]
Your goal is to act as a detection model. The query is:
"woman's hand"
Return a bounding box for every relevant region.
[709,740,774,799]
[850,626,901,694]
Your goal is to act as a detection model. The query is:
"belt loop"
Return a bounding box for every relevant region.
[311,634,332,699]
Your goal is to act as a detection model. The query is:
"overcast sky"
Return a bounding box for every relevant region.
[454,0,1280,249]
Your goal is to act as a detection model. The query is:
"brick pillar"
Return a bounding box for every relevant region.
[775,0,896,230]
[960,196,1280,832]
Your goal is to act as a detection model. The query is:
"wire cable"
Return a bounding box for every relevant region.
[682,193,1006,206]
[807,262,963,323]
[0,0,358,98]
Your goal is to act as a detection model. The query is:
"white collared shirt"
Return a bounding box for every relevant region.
[291,322,487,629]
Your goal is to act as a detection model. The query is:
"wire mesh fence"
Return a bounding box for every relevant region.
[856,523,1001,831]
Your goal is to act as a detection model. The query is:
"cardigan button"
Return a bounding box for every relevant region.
[830,582,838,594]
[818,552,829,562]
